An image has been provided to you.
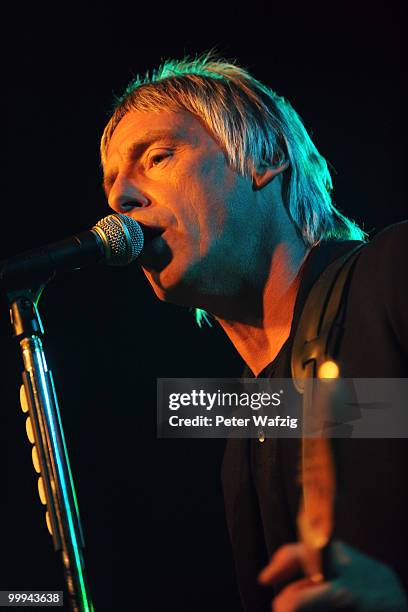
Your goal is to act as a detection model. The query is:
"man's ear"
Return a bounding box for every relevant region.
[252,159,290,190]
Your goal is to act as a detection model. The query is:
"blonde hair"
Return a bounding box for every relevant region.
[101,53,366,325]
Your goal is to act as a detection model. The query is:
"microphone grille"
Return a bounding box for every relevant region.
[93,214,144,266]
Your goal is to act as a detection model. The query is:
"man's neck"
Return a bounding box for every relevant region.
[216,242,310,376]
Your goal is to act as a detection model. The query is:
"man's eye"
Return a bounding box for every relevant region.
[149,152,171,167]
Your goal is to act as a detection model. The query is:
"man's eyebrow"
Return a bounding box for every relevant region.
[102,129,178,195]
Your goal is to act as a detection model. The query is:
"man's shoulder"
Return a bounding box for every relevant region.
[354,220,408,287]
[345,220,408,365]
[320,221,408,376]
[361,220,407,259]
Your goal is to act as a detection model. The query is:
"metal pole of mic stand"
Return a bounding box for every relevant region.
[7,286,94,612]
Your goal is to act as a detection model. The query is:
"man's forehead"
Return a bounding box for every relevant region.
[106,109,202,159]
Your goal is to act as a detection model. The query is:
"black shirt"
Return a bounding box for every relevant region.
[222,222,408,612]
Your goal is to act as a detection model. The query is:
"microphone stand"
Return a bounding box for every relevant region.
[6,280,94,612]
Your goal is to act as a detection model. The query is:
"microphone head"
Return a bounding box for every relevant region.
[93,214,144,266]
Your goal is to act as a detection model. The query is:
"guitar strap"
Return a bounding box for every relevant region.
[291,243,366,388]
[290,242,366,576]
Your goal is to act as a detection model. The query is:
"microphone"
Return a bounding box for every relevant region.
[0,214,144,290]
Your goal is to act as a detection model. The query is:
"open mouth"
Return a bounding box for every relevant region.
[137,224,172,271]
[139,224,164,244]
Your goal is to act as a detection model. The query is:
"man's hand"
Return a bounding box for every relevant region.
[258,540,408,611]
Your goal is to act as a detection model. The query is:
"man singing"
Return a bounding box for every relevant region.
[100,54,408,611]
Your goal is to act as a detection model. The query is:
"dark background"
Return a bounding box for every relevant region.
[1,1,406,611]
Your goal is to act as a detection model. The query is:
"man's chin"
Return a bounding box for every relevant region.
[142,268,198,307]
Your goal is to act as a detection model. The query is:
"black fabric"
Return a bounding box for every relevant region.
[221,222,408,612]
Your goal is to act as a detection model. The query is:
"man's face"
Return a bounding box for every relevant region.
[103,109,262,307]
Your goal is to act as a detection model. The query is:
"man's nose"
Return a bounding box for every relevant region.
[108,175,150,213]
